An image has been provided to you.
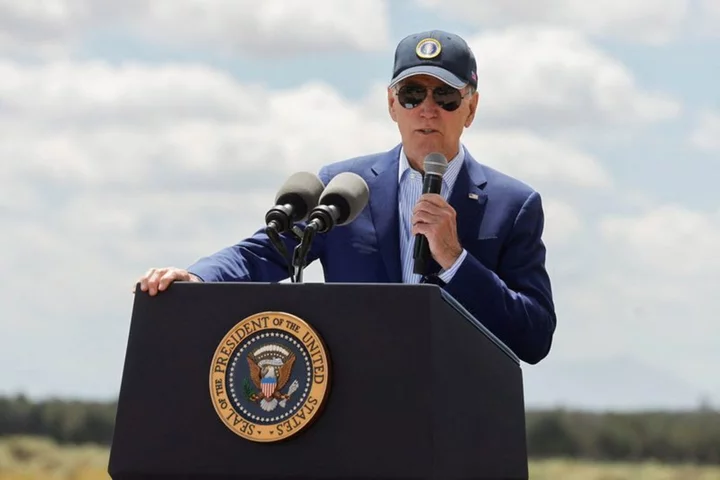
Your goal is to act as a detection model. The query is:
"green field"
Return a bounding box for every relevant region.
[1,436,719,480]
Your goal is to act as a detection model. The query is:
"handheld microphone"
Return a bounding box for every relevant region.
[306,172,370,234]
[264,171,325,234]
[413,152,448,275]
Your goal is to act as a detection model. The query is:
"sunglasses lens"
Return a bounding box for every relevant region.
[433,87,462,112]
[397,85,427,109]
[397,84,463,111]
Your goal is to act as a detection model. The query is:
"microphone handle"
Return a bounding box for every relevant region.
[264,203,294,233]
[308,204,341,234]
[413,173,443,275]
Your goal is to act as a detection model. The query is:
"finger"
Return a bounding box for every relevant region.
[147,268,166,295]
[412,221,434,237]
[414,195,453,213]
[418,193,448,207]
[157,271,171,291]
[138,268,155,292]
[413,201,444,217]
[158,269,183,291]
[415,202,456,224]
[412,210,442,226]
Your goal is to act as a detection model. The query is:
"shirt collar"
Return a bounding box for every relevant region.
[398,142,465,191]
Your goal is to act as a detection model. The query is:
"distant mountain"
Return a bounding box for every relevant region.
[521,356,714,411]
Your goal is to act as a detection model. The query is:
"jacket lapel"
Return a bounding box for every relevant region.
[448,149,488,245]
[367,145,403,282]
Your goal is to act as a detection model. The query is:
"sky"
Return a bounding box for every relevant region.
[1,0,718,411]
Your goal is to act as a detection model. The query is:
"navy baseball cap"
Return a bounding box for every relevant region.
[389,30,478,90]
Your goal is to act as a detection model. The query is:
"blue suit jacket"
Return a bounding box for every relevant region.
[188,144,556,364]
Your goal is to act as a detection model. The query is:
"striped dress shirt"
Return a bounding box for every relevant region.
[397,145,469,284]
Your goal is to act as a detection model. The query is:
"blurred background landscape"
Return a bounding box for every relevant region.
[1,0,718,478]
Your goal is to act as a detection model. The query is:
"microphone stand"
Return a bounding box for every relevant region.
[265,222,304,283]
[291,222,318,283]
[266,220,319,284]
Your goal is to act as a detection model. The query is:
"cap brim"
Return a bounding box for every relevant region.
[389,65,467,90]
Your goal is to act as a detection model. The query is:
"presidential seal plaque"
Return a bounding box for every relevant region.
[210,311,331,442]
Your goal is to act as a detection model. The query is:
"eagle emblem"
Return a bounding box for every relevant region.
[243,344,299,412]
[210,311,331,442]
[416,38,441,59]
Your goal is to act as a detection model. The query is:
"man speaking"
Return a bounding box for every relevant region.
[137,30,557,365]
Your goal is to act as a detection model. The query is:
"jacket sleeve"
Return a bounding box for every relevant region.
[186,169,330,283]
[443,191,557,364]
[187,227,326,283]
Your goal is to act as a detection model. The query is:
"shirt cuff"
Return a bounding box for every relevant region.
[437,249,467,284]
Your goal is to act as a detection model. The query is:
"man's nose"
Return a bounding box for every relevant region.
[418,92,440,117]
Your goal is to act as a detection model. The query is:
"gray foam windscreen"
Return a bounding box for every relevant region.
[423,152,448,176]
[275,171,325,219]
[319,172,370,225]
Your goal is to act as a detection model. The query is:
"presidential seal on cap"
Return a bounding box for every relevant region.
[415,37,441,59]
[209,311,331,442]
[390,29,477,90]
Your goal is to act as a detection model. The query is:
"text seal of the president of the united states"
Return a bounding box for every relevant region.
[210,311,331,442]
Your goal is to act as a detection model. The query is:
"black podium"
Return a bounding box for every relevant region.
[108,283,528,480]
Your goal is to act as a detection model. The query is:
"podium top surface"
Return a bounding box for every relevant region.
[148,281,520,365]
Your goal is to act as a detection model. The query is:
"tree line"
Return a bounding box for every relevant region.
[1,394,718,464]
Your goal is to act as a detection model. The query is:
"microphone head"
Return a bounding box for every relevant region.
[274,171,325,221]
[318,172,370,226]
[423,152,448,177]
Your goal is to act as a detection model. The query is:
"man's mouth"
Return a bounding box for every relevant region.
[416,129,439,135]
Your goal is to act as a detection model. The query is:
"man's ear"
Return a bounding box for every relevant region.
[464,91,479,128]
[387,87,398,122]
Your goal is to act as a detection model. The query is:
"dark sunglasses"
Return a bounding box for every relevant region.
[396,84,467,112]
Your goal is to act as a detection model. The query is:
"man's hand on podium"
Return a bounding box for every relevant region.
[135,267,201,296]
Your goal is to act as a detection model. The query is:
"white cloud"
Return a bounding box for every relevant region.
[465,27,681,130]
[0,60,612,192]
[463,130,612,189]
[0,0,390,56]
[0,60,265,126]
[131,0,391,55]
[698,0,720,36]
[690,111,720,151]
[416,0,690,44]
[0,60,398,187]
[0,0,77,56]
[538,203,720,399]
[702,0,720,16]
[600,204,720,276]
[541,199,584,246]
